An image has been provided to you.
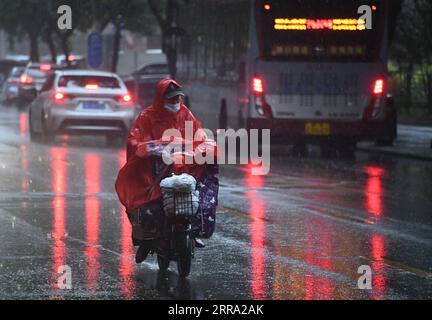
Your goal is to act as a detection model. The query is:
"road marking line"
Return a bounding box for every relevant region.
[360,256,432,279]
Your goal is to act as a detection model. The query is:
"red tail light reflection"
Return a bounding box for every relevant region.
[84,153,101,291]
[119,205,135,298]
[304,219,334,299]
[117,150,135,298]
[364,166,385,219]
[245,163,267,299]
[364,165,387,298]
[371,234,386,299]
[19,112,27,137]
[50,147,68,291]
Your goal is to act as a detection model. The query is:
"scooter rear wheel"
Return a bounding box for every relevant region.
[175,232,192,277]
[157,254,170,271]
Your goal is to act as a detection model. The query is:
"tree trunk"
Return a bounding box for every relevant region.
[46,29,57,63]
[427,73,432,113]
[166,0,177,78]
[29,32,40,62]
[166,36,177,78]
[111,26,121,73]
[405,62,413,111]
[148,0,179,78]
[60,35,70,67]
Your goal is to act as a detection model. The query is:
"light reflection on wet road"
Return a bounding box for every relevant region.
[0,106,431,299]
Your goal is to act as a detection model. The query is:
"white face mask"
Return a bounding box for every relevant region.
[164,102,181,113]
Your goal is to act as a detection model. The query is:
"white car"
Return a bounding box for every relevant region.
[28,69,136,144]
[14,62,61,107]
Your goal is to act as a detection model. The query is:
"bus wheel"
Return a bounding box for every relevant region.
[291,143,308,157]
[375,138,394,146]
[321,143,336,159]
[219,99,228,130]
[157,253,170,271]
[337,140,356,158]
[376,95,397,146]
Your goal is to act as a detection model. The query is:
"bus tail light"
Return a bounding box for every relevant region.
[252,76,273,118]
[252,77,264,94]
[364,78,386,120]
[373,78,384,95]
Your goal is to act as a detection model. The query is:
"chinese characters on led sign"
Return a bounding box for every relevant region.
[274,18,367,31]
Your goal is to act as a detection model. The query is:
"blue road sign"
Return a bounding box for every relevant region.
[87,32,103,69]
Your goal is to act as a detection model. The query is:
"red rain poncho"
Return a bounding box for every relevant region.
[115,78,215,211]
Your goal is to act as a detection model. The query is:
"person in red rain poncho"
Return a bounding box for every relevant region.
[115,78,217,263]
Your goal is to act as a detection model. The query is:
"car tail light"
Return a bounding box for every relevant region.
[52,92,68,103]
[20,75,32,84]
[40,64,52,71]
[373,78,384,95]
[8,79,19,84]
[122,94,132,102]
[117,93,133,105]
[85,83,99,90]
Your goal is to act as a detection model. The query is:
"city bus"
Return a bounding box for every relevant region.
[176,0,402,152]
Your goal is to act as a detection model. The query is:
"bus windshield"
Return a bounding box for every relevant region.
[258,0,384,62]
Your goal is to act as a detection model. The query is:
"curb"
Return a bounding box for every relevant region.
[356,146,432,162]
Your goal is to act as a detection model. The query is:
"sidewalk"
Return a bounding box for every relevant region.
[357,125,432,161]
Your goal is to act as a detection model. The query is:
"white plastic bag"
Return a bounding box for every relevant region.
[160,173,196,192]
[160,174,199,216]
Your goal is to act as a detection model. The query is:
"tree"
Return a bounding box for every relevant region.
[413,0,432,111]
[0,0,155,72]
[391,0,422,111]
[0,0,49,61]
[87,0,155,72]
[391,0,432,112]
[148,0,187,78]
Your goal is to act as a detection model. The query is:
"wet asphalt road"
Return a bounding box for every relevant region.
[0,104,431,300]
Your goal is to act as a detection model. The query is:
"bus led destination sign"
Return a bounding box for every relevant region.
[274,18,367,31]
